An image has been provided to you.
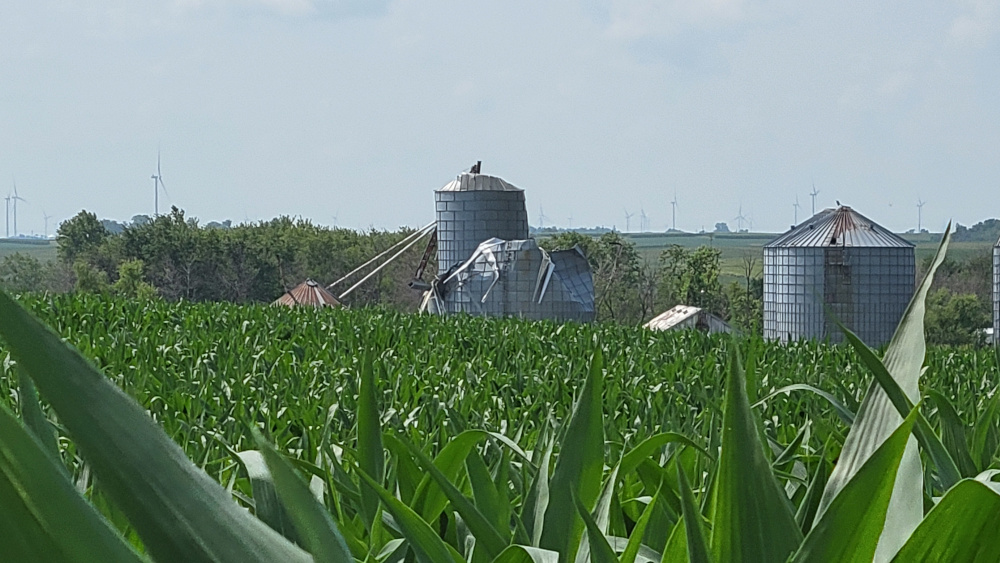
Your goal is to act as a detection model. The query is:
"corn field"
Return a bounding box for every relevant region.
[1,231,1000,562]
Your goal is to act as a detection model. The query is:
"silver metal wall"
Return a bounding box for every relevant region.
[425,239,595,322]
[435,189,529,276]
[994,244,999,340]
[763,246,914,346]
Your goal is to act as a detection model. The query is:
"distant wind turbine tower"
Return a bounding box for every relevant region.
[42,211,52,238]
[917,198,926,233]
[640,208,648,232]
[567,213,573,230]
[670,194,678,231]
[538,205,548,229]
[3,194,10,238]
[623,208,634,232]
[733,205,748,232]
[151,151,169,216]
[810,183,820,215]
[793,195,801,224]
[11,179,26,237]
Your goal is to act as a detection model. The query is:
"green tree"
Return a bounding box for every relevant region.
[112,259,159,300]
[57,210,108,264]
[0,253,45,293]
[657,244,725,314]
[73,260,110,294]
[925,289,991,346]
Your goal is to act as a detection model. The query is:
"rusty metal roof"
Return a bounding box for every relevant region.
[437,173,522,192]
[274,279,342,308]
[766,206,913,248]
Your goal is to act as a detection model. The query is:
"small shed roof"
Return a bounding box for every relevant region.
[644,305,733,333]
[766,206,912,248]
[437,172,522,193]
[274,279,341,308]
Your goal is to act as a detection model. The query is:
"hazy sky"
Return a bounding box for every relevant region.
[1,0,998,236]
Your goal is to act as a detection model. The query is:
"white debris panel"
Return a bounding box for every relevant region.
[421,238,595,322]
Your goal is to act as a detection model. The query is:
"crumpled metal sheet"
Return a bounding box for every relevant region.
[421,238,595,322]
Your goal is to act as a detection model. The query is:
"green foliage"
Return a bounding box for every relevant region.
[0,253,45,293]
[925,289,991,346]
[57,210,109,264]
[112,260,158,300]
[58,208,427,308]
[73,261,110,294]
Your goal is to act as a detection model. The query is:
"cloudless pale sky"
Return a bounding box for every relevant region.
[1,0,998,236]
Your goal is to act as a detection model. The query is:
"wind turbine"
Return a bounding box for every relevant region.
[670,193,678,231]
[640,208,649,232]
[42,211,52,238]
[917,198,926,233]
[151,151,169,216]
[567,213,573,230]
[793,195,801,224]
[538,205,548,229]
[810,183,820,215]
[11,179,26,237]
[3,194,10,238]
[733,205,748,232]
[623,208,634,232]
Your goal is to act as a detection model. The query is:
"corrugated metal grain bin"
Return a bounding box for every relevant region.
[435,172,529,276]
[763,206,914,346]
[994,235,999,341]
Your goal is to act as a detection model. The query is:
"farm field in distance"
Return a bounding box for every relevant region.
[1,291,999,561]
[616,231,994,282]
[0,238,57,262]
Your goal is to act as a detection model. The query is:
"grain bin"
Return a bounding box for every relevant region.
[763,206,915,346]
[994,235,999,341]
[435,172,529,276]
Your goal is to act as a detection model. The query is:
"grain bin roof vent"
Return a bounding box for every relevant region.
[766,205,912,248]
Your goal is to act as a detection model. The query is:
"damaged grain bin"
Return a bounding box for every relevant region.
[994,235,999,341]
[435,171,530,276]
[422,166,594,322]
[763,205,914,346]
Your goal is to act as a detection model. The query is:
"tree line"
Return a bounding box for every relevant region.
[1,207,994,343]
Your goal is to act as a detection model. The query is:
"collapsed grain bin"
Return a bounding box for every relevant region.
[421,238,594,322]
[420,165,595,322]
[763,206,914,346]
[994,235,999,342]
[644,305,733,334]
[435,171,530,276]
[274,279,342,308]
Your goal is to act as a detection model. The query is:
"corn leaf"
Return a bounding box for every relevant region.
[677,465,711,563]
[0,290,312,562]
[539,349,606,562]
[0,403,145,563]
[709,348,802,562]
[619,488,661,563]
[573,490,619,563]
[792,406,918,562]
[398,435,509,559]
[491,545,560,563]
[892,479,1000,562]
[253,431,355,563]
[357,351,384,532]
[355,467,460,563]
